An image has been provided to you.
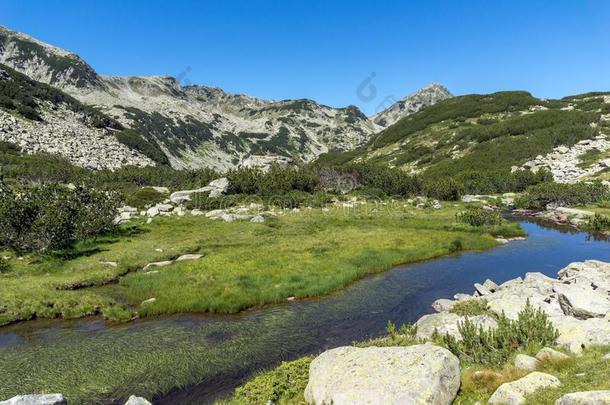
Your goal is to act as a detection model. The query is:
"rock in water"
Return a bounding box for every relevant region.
[304,345,460,405]
[555,390,610,404]
[0,394,66,405]
[488,372,561,404]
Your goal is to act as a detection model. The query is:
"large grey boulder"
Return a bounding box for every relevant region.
[0,394,66,405]
[124,395,152,405]
[554,284,610,319]
[431,298,457,313]
[304,345,460,405]
[555,390,610,404]
[536,347,569,362]
[488,372,561,404]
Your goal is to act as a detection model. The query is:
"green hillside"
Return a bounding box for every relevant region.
[318,91,610,179]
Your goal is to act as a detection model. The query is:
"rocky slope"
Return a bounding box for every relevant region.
[371,83,453,127]
[0,25,448,171]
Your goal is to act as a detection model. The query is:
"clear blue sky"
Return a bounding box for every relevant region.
[2,0,610,115]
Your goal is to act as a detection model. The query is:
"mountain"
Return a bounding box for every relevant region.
[319,91,610,183]
[371,83,453,128]
[0,26,448,171]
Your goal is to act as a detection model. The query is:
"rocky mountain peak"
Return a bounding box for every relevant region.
[372,83,453,127]
[0,25,102,89]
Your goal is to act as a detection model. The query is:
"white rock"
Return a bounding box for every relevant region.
[489,372,561,405]
[432,298,456,313]
[555,390,610,405]
[554,284,610,319]
[416,312,498,340]
[123,395,152,405]
[141,298,156,305]
[304,345,460,405]
[250,215,265,223]
[175,254,203,262]
[535,347,570,362]
[0,394,66,405]
[514,354,540,371]
[146,207,160,217]
[142,261,173,271]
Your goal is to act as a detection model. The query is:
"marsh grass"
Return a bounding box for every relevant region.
[0,205,522,325]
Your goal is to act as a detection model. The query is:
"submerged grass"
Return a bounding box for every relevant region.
[0,204,522,325]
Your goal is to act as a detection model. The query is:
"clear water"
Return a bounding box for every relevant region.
[1,220,609,404]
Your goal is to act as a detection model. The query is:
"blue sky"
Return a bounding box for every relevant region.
[2,0,610,115]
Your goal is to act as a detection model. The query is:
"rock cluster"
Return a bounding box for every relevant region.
[430,260,610,354]
[0,395,151,405]
[515,135,610,183]
[0,108,153,169]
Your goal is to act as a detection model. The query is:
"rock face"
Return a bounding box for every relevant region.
[304,345,460,405]
[555,390,610,405]
[371,84,453,128]
[0,394,66,405]
[488,372,561,405]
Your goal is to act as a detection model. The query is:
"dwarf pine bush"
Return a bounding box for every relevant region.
[443,300,559,364]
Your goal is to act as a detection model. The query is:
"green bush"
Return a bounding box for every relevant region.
[585,213,610,232]
[516,182,610,209]
[450,299,489,316]
[443,300,559,365]
[0,257,10,273]
[232,357,312,404]
[124,188,166,208]
[0,184,120,254]
[422,178,462,200]
[457,207,504,227]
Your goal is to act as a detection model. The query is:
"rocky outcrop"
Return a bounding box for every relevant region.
[304,345,460,405]
[488,372,561,405]
[427,260,610,354]
[415,312,498,340]
[515,135,610,183]
[371,84,453,128]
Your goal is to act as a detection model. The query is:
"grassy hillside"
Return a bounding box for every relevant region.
[318,91,610,179]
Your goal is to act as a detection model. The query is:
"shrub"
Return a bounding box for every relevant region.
[124,188,166,208]
[0,257,10,273]
[516,182,610,209]
[0,184,120,254]
[422,178,462,200]
[232,357,312,404]
[585,213,610,232]
[457,207,504,227]
[443,300,559,364]
[450,299,489,316]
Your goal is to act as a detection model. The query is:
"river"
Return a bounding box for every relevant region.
[1,219,609,404]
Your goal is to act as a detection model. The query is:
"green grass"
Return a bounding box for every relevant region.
[0,205,522,326]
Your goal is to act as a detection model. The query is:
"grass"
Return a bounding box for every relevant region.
[0,204,523,326]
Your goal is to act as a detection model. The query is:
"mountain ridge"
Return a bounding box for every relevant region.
[0,25,452,170]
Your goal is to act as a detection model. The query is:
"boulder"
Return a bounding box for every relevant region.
[146,206,160,217]
[250,215,265,223]
[555,390,610,405]
[123,395,152,405]
[514,354,540,371]
[553,316,610,354]
[488,372,561,405]
[535,347,569,362]
[208,177,229,192]
[416,312,498,340]
[432,298,456,313]
[554,284,610,319]
[474,283,493,296]
[155,204,173,213]
[0,394,66,405]
[304,345,460,405]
